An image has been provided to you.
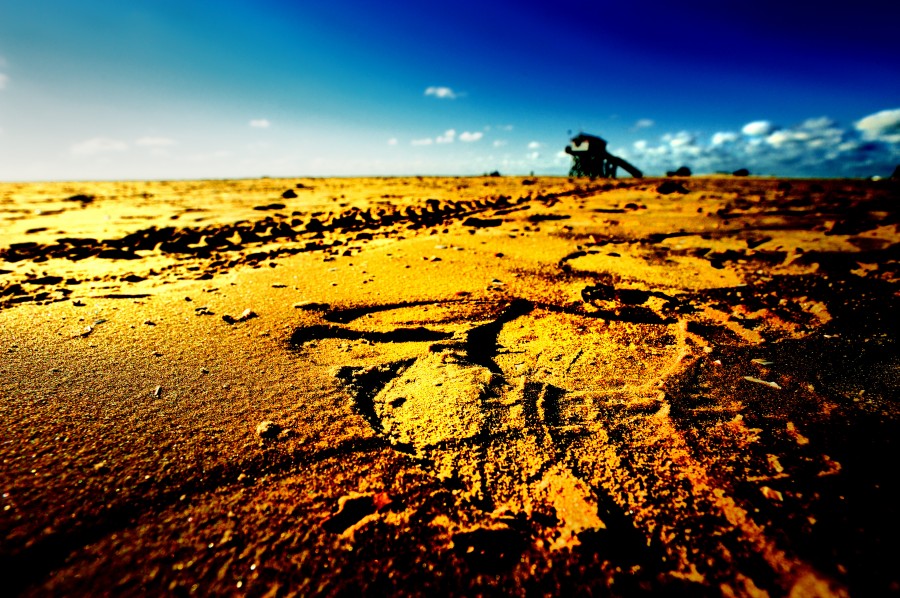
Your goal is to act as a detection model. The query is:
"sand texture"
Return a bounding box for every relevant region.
[1,176,898,596]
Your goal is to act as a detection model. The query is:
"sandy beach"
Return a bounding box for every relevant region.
[1,175,898,596]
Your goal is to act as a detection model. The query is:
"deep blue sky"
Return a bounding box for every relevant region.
[1,0,898,180]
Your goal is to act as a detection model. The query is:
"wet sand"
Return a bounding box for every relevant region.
[1,175,898,596]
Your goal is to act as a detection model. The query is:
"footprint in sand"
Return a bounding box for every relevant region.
[290,291,845,592]
[296,297,672,551]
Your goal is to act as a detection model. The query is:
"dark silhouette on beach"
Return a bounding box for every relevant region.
[565,133,643,179]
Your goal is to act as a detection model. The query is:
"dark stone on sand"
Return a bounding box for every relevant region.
[733,168,750,177]
[255,420,282,440]
[656,181,689,195]
[223,309,258,325]
[293,301,330,311]
[282,189,298,199]
[25,276,64,286]
[463,217,503,228]
[305,218,325,232]
[97,249,140,259]
[66,194,95,204]
[666,166,692,177]
[488,171,502,177]
[9,242,38,250]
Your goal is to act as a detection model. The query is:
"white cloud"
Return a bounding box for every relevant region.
[492,139,507,147]
[436,129,456,144]
[633,118,654,129]
[666,131,696,148]
[387,138,398,146]
[0,73,8,89]
[459,131,483,142]
[411,138,433,146]
[249,119,271,128]
[742,121,775,136]
[527,141,541,149]
[765,130,811,148]
[801,117,835,130]
[619,109,900,178]
[711,132,738,145]
[424,86,458,99]
[71,137,128,156]
[855,108,900,141]
[135,136,177,147]
[528,151,541,160]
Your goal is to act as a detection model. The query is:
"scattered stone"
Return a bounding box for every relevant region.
[282,189,298,199]
[463,217,503,228]
[293,301,330,311]
[72,325,94,338]
[760,486,784,502]
[743,376,781,389]
[223,309,258,324]
[255,420,282,440]
[666,166,692,177]
[153,385,162,398]
[733,168,750,176]
[656,181,689,195]
[66,194,95,204]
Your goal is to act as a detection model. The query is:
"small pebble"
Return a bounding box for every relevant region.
[256,420,282,440]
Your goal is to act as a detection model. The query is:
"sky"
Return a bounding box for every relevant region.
[0,0,898,181]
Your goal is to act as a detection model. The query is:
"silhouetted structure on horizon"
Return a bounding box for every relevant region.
[565,133,642,179]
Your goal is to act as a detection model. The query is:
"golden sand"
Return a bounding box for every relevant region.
[1,175,898,595]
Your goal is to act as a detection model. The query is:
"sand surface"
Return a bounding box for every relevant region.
[1,175,898,596]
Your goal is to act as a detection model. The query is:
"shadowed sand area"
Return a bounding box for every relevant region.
[1,175,898,595]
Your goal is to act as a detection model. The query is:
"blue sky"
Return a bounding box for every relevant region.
[0,0,898,180]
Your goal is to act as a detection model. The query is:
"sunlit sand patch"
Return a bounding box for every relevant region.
[371,352,494,454]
